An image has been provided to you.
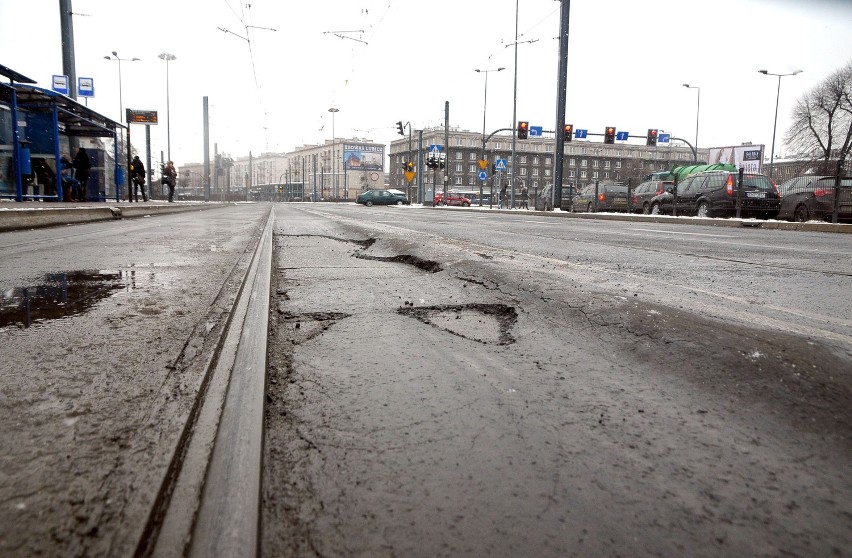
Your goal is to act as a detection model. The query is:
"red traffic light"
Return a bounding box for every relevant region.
[564,124,573,142]
[517,121,529,139]
[604,126,616,144]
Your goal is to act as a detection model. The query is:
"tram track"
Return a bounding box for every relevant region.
[135,208,273,557]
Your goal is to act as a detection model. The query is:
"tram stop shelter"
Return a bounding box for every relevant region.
[1,63,124,203]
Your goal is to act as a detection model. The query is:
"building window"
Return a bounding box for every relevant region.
[456,137,464,146]
[520,155,528,163]
[533,157,540,165]
[455,176,463,185]
[545,157,552,165]
[569,169,576,177]
[545,169,552,177]
[569,158,576,166]
[580,170,587,178]
[593,171,599,179]
[469,152,477,160]
[593,160,599,168]
[581,159,588,167]
[469,164,476,173]
[615,161,622,168]
[520,168,527,176]
[604,172,610,179]
[457,164,463,172]
[455,152,463,160]
[532,168,539,176]
[604,160,611,168]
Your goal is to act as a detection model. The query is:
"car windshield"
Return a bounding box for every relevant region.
[742,175,775,190]
[604,185,628,194]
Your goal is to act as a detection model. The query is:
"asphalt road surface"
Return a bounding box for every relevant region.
[263,205,851,557]
[1,202,849,557]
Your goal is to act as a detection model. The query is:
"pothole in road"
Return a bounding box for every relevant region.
[398,303,518,345]
[277,234,443,273]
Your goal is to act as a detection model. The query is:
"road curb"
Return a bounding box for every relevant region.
[428,206,852,233]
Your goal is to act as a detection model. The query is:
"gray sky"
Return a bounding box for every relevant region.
[2,0,851,166]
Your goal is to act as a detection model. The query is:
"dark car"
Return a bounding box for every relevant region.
[649,171,780,218]
[571,182,630,213]
[356,189,410,206]
[535,184,579,211]
[776,175,852,222]
[632,180,672,214]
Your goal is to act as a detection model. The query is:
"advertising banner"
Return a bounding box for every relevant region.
[708,145,764,174]
[343,144,383,171]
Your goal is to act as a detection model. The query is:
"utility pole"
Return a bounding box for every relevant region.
[552,0,571,208]
[443,101,449,203]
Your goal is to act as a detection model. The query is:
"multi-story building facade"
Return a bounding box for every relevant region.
[178,137,386,201]
[389,127,705,202]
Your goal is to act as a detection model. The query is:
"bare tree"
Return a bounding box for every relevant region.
[786,60,852,169]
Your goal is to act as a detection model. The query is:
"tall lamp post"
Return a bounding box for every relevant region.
[328,107,339,199]
[759,69,802,179]
[158,53,177,161]
[104,51,140,124]
[475,67,504,206]
[682,84,700,161]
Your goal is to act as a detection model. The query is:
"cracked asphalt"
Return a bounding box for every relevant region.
[262,206,851,557]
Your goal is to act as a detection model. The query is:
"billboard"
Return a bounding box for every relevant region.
[343,143,383,171]
[708,145,764,174]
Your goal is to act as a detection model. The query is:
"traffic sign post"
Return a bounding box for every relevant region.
[616,131,629,141]
[575,129,588,139]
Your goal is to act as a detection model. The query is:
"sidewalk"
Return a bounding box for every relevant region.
[0,199,228,233]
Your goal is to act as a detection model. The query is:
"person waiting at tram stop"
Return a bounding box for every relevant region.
[162,160,177,202]
[130,155,148,202]
[60,156,80,202]
[72,147,92,201]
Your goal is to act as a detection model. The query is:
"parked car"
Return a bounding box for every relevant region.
[649,170,780,218]
[776,175,852,222]
[434,191,472,207]
[571,182,630,213]
[534,184,579,211]
[356,189,410,206]
[632,180,672,214]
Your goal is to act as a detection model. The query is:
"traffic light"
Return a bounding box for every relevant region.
[406,161,414,173]
[396,121,404,136]
[439,152,446,169]
[491,162,496,175]
[517,121,529,140]
[604,126,616,144]
[563,124,573,142]
[646,128,658,146]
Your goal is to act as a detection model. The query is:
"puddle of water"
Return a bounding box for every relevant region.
[0,270,137,330]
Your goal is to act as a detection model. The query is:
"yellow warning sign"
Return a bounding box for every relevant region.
[479,160,488,170]
[404,171,416,183]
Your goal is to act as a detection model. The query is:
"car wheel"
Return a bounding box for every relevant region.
[642,202,651,215]
[365,200,373,207]
[462,201,470,207]
[696,200,710,218]
[396,200,404,205]
[650,202,661,215]
[793,205,809,222]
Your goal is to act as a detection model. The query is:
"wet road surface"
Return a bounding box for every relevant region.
[263,205,851,557]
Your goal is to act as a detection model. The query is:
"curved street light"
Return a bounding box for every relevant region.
[758,69,803,179]
[475,67,505,207]
[104,51,140,124]
[158,53,177,161]
[682,84,700,161]
[328,107,339,199]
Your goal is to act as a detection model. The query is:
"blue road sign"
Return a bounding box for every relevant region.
[478,170,488,181]
[658,133,671,144]
[495,159,507,171]
[529,126,543,137]
[575,129,588,139]
[429,144,443,153]
[616,131,629,141]
[52,75,69,95]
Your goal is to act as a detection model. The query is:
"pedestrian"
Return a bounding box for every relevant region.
[520,186,529,209]
[500,185,508,209]
[130,155,148,202]
[163,161,177,202]
[72,147,92,201]
[60,156,80,202]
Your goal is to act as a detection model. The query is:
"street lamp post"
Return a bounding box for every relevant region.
[682,84,700,161]
[104,51,140,123]
[475,67,505,206]
[759,69,802,179]
[158,53,177,161]
[328,107,339,200]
